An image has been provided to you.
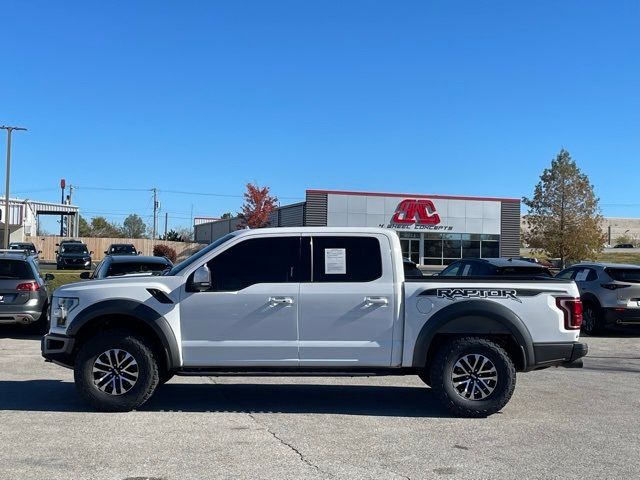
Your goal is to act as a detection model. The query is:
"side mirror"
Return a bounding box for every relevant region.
[54,250,58,254]
[89,251,94,255]
[191,264,211,292]
[104,251,108,255]
[79,272,91,280]
[44,273,55,281]
[37,250,42,254]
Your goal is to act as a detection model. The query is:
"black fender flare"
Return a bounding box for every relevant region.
[67,299,180,371]
[411,300,535,370]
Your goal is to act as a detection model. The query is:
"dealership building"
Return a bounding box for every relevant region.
[194,189,521,266]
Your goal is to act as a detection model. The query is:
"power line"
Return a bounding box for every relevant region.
[159,189,303,200]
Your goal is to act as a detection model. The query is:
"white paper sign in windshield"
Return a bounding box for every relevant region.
[325,248,346,274]
[575,269,589,281]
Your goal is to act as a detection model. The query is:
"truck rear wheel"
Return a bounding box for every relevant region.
[430,337,516,417]
[74,330,159,412]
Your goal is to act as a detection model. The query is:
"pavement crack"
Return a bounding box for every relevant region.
[246,412,332,477]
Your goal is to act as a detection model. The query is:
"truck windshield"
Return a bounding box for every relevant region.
[166,232,237,276]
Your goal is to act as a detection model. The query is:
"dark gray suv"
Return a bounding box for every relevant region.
[0,250,53,332]
[556,263,640,334]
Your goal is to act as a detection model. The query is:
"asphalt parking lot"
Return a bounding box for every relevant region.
[1,329,639,480]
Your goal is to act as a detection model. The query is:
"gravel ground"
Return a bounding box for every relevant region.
[1,328,639,480]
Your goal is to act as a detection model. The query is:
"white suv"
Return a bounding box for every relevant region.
[556,263,640,334]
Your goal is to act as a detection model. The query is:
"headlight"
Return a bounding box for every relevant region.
[52,297,79,327]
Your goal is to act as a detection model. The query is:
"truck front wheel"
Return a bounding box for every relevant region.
[74,330,159,412]
[430,337,516,417]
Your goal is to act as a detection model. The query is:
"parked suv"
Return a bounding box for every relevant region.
[9,242,41,266]
[439,258,553,278]
[0,250,53,332]
[56,241,93,270]
[104,243,138,256]
[556,263,640,334]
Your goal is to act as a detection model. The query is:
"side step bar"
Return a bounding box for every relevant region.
[176,367,413,377]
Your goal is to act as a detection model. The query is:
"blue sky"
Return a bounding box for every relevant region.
[1,1,638,233]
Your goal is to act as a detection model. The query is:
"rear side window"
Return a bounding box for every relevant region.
[605,268,640,283]
[0,260,34,280]
[312,236,382,283]
[207,237,307,291]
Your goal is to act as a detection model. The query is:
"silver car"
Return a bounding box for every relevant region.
[0,250,53,332]
[556,262,640,334]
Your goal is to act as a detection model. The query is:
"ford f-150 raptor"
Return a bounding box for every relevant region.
[42,228,587,417]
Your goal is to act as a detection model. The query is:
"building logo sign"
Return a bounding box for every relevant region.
[383,199,453,230]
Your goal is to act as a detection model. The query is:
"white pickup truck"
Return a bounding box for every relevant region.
[42,227,587,417]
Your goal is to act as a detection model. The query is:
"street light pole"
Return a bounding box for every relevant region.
[0,126,27,249]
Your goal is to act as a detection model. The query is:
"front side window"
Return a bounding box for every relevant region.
[440,261,463,276]
[556,269,576,280]
[312,236,382,283]
[207,236,307,291]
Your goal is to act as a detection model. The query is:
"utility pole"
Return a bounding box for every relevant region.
[59,178,66,236]
[164,212,168,238]
[67,185,74,237]
[152,188,158,240]
[1,126,27,249]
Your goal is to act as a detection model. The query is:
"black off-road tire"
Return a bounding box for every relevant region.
[430,336,516,418]
[74,329,159,412]
[581,302,606,336]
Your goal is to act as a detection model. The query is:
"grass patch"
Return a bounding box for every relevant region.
[46,271,85,292]
[595,252,640,265]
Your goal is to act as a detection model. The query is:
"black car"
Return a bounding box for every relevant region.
[613,243,635,249]
[104,243,139,256]
[82,255,173,280]
[403,258,423,278]
[439,258,553,278]
[8,242,39,256]
[56,241,93,270]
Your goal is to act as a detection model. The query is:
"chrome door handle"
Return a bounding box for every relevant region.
[268,296,294,306]
[364,296,389,307]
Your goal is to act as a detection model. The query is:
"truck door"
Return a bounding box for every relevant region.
[298,234,397,367]
[179,235,308,367]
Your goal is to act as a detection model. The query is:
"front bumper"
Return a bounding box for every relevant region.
[604,307,640,326]
[41,333,75,368]
[532,342,588,369]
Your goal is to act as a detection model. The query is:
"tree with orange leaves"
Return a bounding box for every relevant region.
[238,182,278,228]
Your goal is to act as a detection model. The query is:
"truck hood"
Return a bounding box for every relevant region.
[54,274,184,297]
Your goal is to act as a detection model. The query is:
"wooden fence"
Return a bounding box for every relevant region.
[25,236,203,263]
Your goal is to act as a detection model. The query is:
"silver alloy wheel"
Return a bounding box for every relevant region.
[452,354,498,401]
[92,349,139,396]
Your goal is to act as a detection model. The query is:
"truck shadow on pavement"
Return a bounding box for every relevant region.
[0,380,452,417]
